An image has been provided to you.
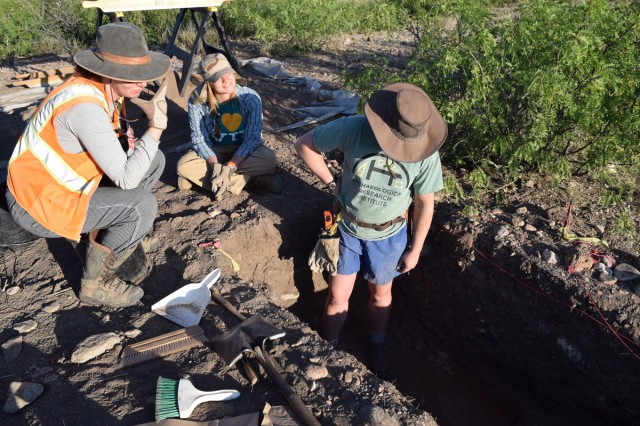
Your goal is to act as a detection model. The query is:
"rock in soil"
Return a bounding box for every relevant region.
[3,382,44,414]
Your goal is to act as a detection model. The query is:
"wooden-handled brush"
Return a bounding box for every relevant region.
[155,376,240,421]
[119,326,208,368]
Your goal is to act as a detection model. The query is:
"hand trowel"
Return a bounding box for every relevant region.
[152,268,221,327]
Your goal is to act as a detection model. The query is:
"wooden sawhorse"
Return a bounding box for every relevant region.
[82,0,240,97]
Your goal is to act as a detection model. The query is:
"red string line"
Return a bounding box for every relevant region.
[470,244,640,361]
[565,201,573,234]
[560,202,638,357]
[569,268,640,361]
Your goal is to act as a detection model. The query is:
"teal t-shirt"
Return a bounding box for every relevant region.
[312,115,443,240]
[212,99,245,146]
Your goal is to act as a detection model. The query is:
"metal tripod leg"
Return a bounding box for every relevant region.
[165,7,241,97]
[165,8,188,58]
[206,11,239,72]
[95,10,124,26]
[181,8,213,97]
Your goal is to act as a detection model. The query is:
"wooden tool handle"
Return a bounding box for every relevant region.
[211,291,247,321]
[211,291,317,424]
[254,346,321,426]
[241,358,259,385]
[211,292,259,384]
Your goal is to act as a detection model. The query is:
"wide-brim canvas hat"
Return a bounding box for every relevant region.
[200,53,246,85]
[74,22,170,82]
[364,83,447,163]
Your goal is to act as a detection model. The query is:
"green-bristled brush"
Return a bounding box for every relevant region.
[155,376,241,421]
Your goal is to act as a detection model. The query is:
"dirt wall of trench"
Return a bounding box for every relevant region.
[218,187,640,426]
[386,208,640,426]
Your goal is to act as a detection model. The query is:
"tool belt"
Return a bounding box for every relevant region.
[334,201,405,232]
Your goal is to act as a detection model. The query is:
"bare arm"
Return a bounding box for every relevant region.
[397,192,435,273]
[294,131,334,186]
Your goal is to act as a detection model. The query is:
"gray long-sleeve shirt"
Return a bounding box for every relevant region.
[56,102,159,189]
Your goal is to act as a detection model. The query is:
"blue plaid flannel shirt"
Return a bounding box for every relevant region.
[188,85,264,161]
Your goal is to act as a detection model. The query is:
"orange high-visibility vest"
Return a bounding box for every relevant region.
[7,74,116,241]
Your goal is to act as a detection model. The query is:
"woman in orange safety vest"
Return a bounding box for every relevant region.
[5,22,170,308]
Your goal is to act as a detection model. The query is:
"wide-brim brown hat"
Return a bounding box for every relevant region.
[200,53,246,85]
[364,83,447,163]
[74,22,170,82]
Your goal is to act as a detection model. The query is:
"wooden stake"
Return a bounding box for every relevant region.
[14,66,75,81]
[11,75,69,88]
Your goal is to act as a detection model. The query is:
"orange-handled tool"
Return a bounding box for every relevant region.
[323,210,333,230]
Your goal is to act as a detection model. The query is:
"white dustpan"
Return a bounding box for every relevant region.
[152,268,221,327]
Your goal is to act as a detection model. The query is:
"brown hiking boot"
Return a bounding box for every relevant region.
[113,243,151,285]
[80,275,144,308]
[79,239,143,308]
[247,174,283,194]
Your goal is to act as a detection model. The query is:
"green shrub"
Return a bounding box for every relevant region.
[120,10,176,47]
[1,1,403,59]
[610,210,636,236]
[442,171,465,204]
[467,167,489,191]
[0,0,45,58]
[346,0,640,179]
[599,173,637,208]
[221,0,402,55]
[0,2,181,59]
[40,0,96,53]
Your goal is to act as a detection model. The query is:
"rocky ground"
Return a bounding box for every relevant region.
[0,30,639,426]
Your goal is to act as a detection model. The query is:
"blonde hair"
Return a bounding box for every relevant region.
[205,81,240,116]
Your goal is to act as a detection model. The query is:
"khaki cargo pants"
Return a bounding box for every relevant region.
[177,145,276,194]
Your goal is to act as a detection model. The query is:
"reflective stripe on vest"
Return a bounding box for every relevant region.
[10,84,107,195]
[7,75,110,240]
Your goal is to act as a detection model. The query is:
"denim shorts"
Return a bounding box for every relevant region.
[337,224,408,285]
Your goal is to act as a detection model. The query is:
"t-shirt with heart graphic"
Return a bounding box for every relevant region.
[212,99,245,146]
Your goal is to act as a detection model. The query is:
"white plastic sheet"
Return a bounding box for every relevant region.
[242,57,360,133]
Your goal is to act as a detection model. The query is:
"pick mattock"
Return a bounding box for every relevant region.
[210,292,321,426]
